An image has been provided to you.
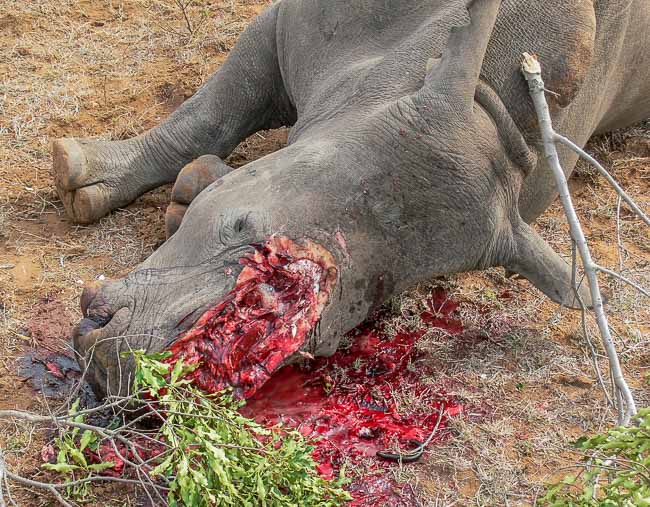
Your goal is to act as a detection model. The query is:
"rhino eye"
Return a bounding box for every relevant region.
[234,217,246,233]
[214,209,271,247]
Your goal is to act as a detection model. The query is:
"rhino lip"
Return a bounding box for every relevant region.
[76,317,101,337]
[81,280,105,317]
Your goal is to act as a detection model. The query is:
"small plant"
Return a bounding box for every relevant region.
[42,351,351,506]
[42,400,115,499]
[541,408,650,507]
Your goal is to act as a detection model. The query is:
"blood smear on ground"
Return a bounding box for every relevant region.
[242,288,465,505]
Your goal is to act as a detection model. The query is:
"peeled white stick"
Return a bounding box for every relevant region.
[521,53,637,425]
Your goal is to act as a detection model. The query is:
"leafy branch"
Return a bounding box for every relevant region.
[0,351,351,506]
[542,408,650,506]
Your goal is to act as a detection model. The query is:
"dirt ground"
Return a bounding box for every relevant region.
[0,1,648,505]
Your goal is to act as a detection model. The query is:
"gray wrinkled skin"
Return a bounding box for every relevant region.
[57,0,650,398]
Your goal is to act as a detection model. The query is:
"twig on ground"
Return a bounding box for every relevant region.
[0,451,5,507]
[615,196,624,271]
[571,244,613,408]
[521,52,645,425]
[376,404,445,463]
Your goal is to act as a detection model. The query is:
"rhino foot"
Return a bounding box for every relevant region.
[165,155,234,238]
[52,139,118,224]
[52,137,178,224]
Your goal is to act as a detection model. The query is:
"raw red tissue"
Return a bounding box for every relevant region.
[165,237,337,398]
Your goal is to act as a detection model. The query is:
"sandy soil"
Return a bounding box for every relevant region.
[0,1,648,505]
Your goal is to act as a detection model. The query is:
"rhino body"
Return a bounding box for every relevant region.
[53,0,650,397]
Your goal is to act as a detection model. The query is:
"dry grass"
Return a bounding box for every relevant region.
[0,1,272,504]
[0,0,272,311]
[0,1,648,505]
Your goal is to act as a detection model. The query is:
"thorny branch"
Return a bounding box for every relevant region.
[521,52,648,425]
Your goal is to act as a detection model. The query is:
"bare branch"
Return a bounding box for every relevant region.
[0,451,5,507]
[594,265,650,298]
[571,243,614,408]
[521,52,637,425]
[554,133,650,227]
[615,196,625,271]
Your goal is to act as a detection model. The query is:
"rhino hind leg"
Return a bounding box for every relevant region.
[52,4,292,224]
[165,155,234,238]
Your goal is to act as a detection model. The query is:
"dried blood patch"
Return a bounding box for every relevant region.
[18,350,98,407]
[165,237,337,398]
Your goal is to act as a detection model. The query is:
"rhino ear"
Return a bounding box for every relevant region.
[505,222,593,309]
[417,0,501,116]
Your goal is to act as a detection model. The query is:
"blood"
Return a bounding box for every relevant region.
[45,361,65,379]
[163,236,467,504]
[243,329,444,465]
[420,288,463,334]
[239,287,466,505]
[165,237,337,399]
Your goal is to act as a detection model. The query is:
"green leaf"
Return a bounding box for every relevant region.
[56,448,68,464]
[150,454,174,477]
[257,474,267,500]
[42,462,79,473]
[68,447,87,467]
[68,399,80,416]
[87,461,116,472]
[542,410,650,506]
[170,358,185,383]
[79,430,94,452]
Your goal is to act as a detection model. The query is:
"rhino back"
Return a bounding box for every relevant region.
[275,0,465,138]
[275,1,607,138]
[274,0,648,222]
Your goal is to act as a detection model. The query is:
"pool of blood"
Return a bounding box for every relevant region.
[165,237,337,399]
[240,288,466,505]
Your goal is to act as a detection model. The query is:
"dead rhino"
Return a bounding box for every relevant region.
[51,0,650,398]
